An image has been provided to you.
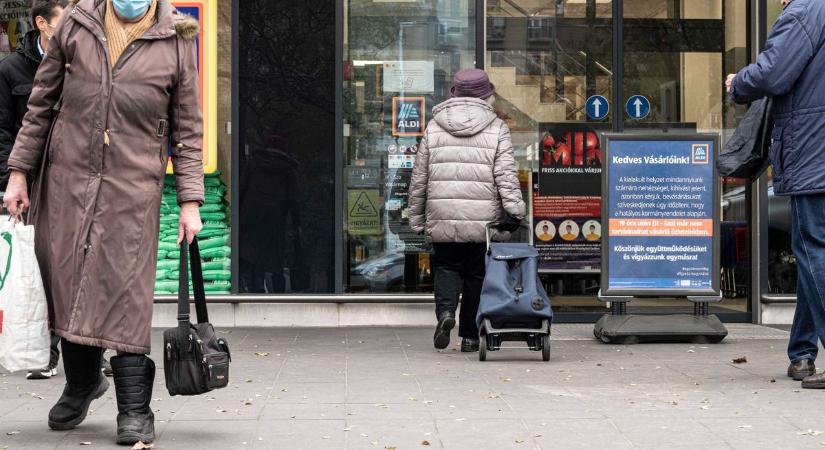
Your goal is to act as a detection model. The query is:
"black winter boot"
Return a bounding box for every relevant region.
[48,340,109,430]
[111,354,155,446]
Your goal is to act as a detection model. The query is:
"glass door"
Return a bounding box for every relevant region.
[621,0,751,317]
[487,0,614,314]
[342,1,477,293]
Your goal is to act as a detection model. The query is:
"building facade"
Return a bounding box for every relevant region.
[0,1,794,324]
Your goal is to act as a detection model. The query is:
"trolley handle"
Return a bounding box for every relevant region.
[485,220,527,252]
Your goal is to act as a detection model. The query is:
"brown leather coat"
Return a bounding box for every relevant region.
[8,0,204,354]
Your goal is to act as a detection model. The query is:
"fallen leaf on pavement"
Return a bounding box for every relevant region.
[770,379,776,383]
[6,431,20,436]
[515,439,525,444]
[501,377,512,382]
[732,356,748,364]
[738,425,752,429]
[80,442,92,446]
[799,430,824,437]
[254,352,270,357]
[422,441,431,446]
[131,442,154,449]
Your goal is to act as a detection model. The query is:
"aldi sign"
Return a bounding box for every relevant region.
[392,97,426,137]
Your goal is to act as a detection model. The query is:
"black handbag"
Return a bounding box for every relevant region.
[163,237,231,396]
[717,97,774,180]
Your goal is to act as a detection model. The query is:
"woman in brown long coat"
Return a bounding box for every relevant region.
[4,0,203,445]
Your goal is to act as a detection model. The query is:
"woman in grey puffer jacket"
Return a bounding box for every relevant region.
[409,69,526,352]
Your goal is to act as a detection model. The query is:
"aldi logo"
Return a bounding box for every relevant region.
[692,144,709,164]
[392,97,426,137]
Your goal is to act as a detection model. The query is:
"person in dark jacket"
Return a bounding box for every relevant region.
[0,0,68,191]
[727,0,825,389]
[0,0,70,381]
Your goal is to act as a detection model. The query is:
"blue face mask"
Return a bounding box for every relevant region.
[112,0,152,21]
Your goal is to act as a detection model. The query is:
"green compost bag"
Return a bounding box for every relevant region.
[203,270,231,281]
[203,221,227,229]
[199,236,228,250]
[167,250,180,260]
[160,215,179,225]
[201,259,231,271]
[197,228,226,239]
[157,250,167,260]
[156,259,178,271]
[158,241,178,252]
[154,280,178,292]
[204,186,226,196]
[155,269,168,280]
[200,212,226,222]
[201,246,231,259]
[160,235,178,244]
[199,203,223,213]
[204,194,223,205]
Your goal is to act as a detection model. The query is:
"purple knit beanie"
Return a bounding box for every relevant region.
[450,68,495,99]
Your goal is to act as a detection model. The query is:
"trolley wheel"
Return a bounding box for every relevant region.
[541,334,551,361]
[479,331,487,362]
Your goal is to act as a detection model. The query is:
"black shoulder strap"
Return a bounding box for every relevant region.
[177,236,209,325]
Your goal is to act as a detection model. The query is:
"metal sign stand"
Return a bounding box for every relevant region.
[593,291,728,344]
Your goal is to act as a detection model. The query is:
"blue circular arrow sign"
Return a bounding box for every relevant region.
[585,95,609,120]
[625,95,651,120]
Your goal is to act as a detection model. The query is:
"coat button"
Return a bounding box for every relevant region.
[177,143,184,149]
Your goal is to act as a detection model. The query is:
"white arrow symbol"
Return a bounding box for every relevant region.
[592,98,602,118]
[633,98,643,118]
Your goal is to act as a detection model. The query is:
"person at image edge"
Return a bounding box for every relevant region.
[3,0,204,444]
[409,68,526,353]
[727,0,825,389]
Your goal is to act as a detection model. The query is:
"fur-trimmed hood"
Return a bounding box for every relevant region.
[69,0,199,40]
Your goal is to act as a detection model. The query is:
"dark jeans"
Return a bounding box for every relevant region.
[788,195,825,363]
[432,243,486,339]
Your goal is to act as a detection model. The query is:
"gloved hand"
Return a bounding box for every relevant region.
[497,215,522,233]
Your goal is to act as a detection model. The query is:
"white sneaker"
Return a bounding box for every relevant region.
[26,367,58,380]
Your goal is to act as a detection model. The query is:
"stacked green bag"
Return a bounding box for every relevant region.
[154,172,232,295]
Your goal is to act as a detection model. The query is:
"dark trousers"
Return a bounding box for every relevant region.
[49,331,60,369]
[788,195,825,363]
[432,243,486,339]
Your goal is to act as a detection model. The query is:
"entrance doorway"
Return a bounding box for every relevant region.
[485,0,752,321]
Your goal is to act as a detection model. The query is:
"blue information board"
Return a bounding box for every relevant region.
[601,134,720,297]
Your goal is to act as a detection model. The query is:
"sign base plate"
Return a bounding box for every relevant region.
[593,314,728,344]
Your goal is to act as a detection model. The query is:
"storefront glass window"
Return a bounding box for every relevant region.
[622,0,750,314]
[488,0,612,310]
[765,2,795,294]
[343,0,477,293]
[237,0,336,293]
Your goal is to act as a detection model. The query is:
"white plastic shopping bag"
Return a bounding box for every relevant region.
[0,219,50,372]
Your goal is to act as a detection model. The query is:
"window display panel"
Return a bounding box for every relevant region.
[343,0,477,293]
[238,0,336,293]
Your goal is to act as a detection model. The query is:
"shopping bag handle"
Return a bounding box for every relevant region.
[177,237,209,325]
